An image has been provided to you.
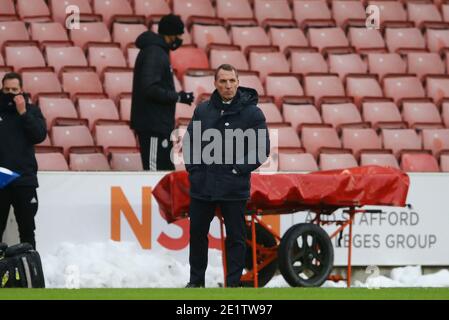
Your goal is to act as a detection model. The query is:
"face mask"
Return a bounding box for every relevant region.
[169,37,183,51]
[0,93,18,109]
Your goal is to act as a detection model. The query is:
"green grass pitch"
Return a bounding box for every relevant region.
[0,288,449,300]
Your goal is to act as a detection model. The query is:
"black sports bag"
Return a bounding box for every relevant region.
[0,243,45,288]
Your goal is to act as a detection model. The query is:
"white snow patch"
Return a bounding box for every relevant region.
[41,241,449,288]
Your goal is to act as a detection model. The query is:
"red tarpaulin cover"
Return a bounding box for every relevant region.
[153,166,410,223]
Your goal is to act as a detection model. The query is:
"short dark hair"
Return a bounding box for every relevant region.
[2,72,23,88]
[214,64,239,80]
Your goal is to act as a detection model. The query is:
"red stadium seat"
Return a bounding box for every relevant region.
[134,0,170,17]
[215,0,253,19]
[30,22,69,43]
[362,98,403,128]
[406,51,445,80]
[38,95,78,129]
[332,1,366,26]
[444,4,449,22]
[183,69,215,103]
[209,44,249,70]
[342,128,382,155]
[254,0,292,24]
[173,0,215,22]
[367,53,407,80]
[4,42,46,71]
[441,100,449,128]
[78,97,120,130]
[0,21,29,49]
[69,146,110,171]
[93,0,133,27]
[16,0,50,22]
[401,98,442,128]
[50,0,93,25]
[300,124,342,157]
[439,152,449,171]
[385,26,426,53]
[400,152,440,172]
[321,101,363,128]
[103,67,133,101]
[425,75,449,104]
[126,45,139,69]
[278,150,319,172]
[62,67,103,98]
[0,0,15,15]
[381,128,422,157]
[258,98,283,123]
[230,25,271,52]
[70,21,112,49]
[191,21,232,49]
[112,23,147,50]
[422,128,449,156]
[269,27,308,53]
[382,74,425,104]
[327,51,367,79]
[425,27,449,53]
[289,48,328,74]
[238,71,265,95]
[265,74,303,107]
[407,2,442,27]
[170,46,210,79]
[304,74,345,103]
[87,44,127,74]
[109,147,143,171]
[293,0,331,26]
[46,46,88,74]
[346,74,383,106]
[35,146,69,171]
[319,151,358,170]
[248,46,290,82]
[282,97,322,132]
[307,27,349,52]
[368,1,406,23]
[268,123,302,149]
[51,120,95,157]
[94,121,137,151]
[360,151,399,168]
[22,68,62,99]
[348,27,385,51]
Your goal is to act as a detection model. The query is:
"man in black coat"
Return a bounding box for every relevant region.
[0,72,47,249]
[183,64,270,287]
[131,14,194,171]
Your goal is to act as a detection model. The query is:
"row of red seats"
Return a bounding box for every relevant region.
[3,0,448,26]
[2,17,449,56]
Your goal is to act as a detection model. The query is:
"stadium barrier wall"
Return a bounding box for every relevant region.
[4,172,448,266]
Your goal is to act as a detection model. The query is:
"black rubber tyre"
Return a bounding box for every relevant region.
[278,223,333,287]
[241,223,278,287]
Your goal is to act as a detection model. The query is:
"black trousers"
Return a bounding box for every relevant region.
[137,131,175,171]
[0,186,38,249]
[189,197,247,287]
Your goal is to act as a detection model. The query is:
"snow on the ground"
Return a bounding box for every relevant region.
[41,241,449,288]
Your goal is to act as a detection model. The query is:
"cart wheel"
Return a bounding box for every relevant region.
[241,223,278,287]
[278,223,333,287]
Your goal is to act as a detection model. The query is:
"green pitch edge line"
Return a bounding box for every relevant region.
[0,288,449,300]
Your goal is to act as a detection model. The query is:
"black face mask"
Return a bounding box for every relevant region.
[0,93,18,110]
[169,37,183,51]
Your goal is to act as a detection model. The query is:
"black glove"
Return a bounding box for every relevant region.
[178,91,194,105]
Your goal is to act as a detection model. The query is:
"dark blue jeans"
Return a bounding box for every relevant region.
[188,197,247,287]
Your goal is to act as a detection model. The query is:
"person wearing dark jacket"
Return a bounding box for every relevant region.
[0,72,47,249]
[131,14,194,171]
[183,64,270,288]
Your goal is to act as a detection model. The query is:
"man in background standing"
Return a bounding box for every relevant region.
[0,72,47,249]
[131,14,194,171]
